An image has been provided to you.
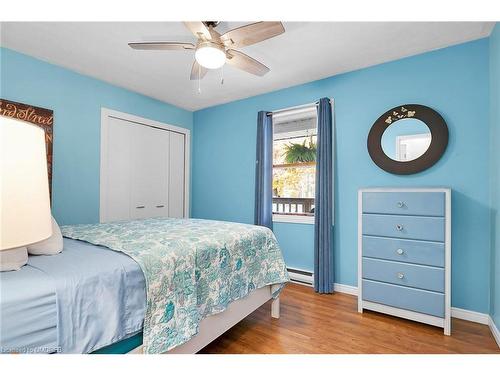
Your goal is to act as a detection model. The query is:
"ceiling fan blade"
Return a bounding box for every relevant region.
[128,42,195,50]
[226,49,270,76]
[184,22,212,40]
[208,26,221,40]
[190,60,208,80]
[220,22,284,48]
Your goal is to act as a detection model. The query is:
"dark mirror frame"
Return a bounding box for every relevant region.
[367,104,449,175]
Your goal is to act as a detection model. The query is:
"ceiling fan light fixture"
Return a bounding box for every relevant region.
[195,42,226,69]
[129,21,284,79]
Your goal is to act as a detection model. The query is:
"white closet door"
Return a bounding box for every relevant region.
[168,132,185,218]
[101,110,188,223]
[104,117,132,222]
[130,124,170,219]
[149,127,170,218]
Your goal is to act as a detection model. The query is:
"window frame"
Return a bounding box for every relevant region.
[271,105,318,225]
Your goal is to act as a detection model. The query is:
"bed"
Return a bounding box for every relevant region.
[0,218,288,354]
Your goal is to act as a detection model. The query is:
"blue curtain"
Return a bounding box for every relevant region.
[314,98,334,293]
[254,111,273,230]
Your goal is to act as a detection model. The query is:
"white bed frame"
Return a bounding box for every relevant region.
[128,284,281,354]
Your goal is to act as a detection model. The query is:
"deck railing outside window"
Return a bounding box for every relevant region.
[272,197,315,216]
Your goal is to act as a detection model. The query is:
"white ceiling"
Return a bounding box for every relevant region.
[0,22,494,111]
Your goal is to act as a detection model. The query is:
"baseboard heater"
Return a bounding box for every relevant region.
[287,268,313,286]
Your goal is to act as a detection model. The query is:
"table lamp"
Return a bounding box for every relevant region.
[1,116,52,271]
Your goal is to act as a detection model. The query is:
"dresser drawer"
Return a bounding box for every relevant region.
[362,279,445,317]
[362,192,445,217]
[362,257,444,292]
[362,236,445,267]
[362,214,445,242]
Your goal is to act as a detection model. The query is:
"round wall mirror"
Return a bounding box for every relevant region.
[368,104,448,175]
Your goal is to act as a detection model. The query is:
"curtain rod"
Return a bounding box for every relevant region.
[266,99,332,116]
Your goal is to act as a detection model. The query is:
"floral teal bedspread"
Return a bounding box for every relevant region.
[61,218,289,354]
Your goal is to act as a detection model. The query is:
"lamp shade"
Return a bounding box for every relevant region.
[1,116,52,250]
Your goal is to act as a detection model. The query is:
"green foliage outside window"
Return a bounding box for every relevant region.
[283,137,316,163]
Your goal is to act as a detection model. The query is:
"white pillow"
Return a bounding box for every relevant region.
[0,247,28,272]
[27,216,63,255]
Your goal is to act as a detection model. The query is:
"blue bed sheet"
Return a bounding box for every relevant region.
[0,238,146,354]
[0,265,58,353]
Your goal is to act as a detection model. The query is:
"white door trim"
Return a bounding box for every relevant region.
[100,108,191,223]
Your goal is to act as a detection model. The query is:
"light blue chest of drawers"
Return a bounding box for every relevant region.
[358,188,451,335]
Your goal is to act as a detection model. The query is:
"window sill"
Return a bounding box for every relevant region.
[273,214,315,225]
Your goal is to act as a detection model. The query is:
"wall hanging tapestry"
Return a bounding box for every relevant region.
[0,99,54,196]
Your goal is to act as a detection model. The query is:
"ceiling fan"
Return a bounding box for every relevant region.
[128,21,285,80]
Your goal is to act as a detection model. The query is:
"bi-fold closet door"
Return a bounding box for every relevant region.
[129,122,169,219]
[102,114,187,223]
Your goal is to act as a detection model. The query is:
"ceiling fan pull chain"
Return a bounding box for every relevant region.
[198,64,202,94]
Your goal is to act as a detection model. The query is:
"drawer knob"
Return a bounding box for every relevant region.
[396,224,404,231]
[396,248,404,255]
[397,201,405,208]
[397,272,405,279]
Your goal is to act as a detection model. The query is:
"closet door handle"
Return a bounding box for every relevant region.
[156,205,165,208]
[136,205,145,209]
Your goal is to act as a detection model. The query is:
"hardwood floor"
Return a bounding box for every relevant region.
[200,283,500,354]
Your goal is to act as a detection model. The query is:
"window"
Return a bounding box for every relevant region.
[272,106,317,224]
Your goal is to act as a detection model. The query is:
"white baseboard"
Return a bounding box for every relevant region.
[333,283,358,296]
[489,316,500,348]
[287,270,356,296]
[450,307,489,325]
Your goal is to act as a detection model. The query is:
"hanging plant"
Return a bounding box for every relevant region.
[283,137,316,163]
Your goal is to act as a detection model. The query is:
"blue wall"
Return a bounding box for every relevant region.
[193,39,491,313]
[0,47,193,225]
[490,24,500,330]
